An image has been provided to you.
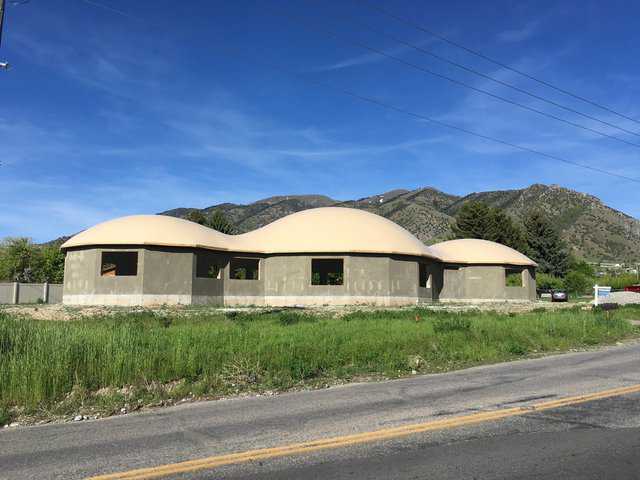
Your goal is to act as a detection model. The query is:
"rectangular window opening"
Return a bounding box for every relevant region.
[230,258,260,280]
[196,253,222,279]
[311,259,343,285]
[419,263,432,288]
[101,252,138,277]
[505,268,524,287]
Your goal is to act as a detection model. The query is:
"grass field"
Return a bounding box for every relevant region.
[1,305,639,424]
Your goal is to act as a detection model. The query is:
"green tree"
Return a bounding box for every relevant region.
[185,210,207,225]
[207,209,236,234]
[523,211,569,277]
[0,238,66,283]
[185,209,236,234]
[453,201,526,251]
[535,272,564,290]
[487,209,527,252]
[0,238,41,282]
[563,271,592,296]
[568,257,595,277]
[453,201,494,240]
[39,245,66,283]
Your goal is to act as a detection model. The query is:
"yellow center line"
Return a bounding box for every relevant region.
[89,383,640,480]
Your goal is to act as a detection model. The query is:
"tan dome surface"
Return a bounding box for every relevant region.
[235,207,438,258]
[430,238,537,266]
[61,215,234,251]
[61,208,438,259]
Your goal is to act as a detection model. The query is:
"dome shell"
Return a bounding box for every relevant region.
[235,207,438,258]
[429,238,537,266]
[60,215,234,251]
[61,208,439,259]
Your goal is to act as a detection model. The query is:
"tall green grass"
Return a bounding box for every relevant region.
[1,306,638,417]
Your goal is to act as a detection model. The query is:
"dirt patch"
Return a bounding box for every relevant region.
[0,300,584,321]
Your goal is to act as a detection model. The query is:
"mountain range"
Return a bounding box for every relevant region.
[161,184,640,263]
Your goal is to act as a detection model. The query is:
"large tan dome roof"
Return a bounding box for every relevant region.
[60,215,234,251]
[430,239,537,266]
[61,208,439,259]
[235,207,438,258]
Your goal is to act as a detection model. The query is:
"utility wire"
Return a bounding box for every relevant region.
[356,0,640,127]
[62,1,640,183]
[78,0,142,21]
[213,45,640,184]
[317,1,640,139]
[261,5,640,150]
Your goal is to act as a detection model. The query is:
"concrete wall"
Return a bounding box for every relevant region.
[0,282,63,304]
[18,284,45,303]
[224,255,265,306]
[0,283,13,304]
[61,246,535,306]
[439,264,536,302]
[49,284,63,303]
[262,254,438,306]
[64,247,146,305]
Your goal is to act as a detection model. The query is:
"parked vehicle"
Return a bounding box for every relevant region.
[624,285,640,293]
[551,290,568,302]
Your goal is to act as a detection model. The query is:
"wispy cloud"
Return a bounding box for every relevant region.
[497,20,540,43]
[313,38,435,71]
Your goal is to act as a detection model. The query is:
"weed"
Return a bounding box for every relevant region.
[0,305,638,419]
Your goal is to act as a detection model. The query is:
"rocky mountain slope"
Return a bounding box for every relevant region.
[159,184,640,262]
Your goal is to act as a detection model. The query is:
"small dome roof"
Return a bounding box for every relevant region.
[60,215,234,251]
[235,207,438,258]
[430,239,537,266]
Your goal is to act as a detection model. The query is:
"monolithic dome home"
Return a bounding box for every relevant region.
[60,208,537,306]
[430,239,537,302]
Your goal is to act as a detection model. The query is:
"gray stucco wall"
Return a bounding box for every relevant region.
[439,264,536,302]
[62,246,535,306]
[0,283,13,304]
[0,283,64,304]
[142,247,193,295]
[17,284,45,303]
[262,254,437,306]
[64,247,144,305]
[48,284,63,303]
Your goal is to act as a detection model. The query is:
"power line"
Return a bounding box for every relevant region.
[318,1,640,139]
[262,6,640,149]
[213,45,640,184]
[78,0,142,21]
[59,1,640,183]
[356,0,640,127]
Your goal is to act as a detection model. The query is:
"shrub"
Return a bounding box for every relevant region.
[432,316,472,333]
[536,273,564,290]
[564,271,592,296]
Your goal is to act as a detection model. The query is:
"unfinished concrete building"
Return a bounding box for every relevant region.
[430,239,537,302]
[60,208,537,306]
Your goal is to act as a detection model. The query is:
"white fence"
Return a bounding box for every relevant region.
[0,283,63,304]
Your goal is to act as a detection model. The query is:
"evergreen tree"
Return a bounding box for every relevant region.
[207,209,236,234]
[452,201,494,239]
[453,201,526,251]
[523,210,569,277]
[486,209,527,252]
[185,210,207,225]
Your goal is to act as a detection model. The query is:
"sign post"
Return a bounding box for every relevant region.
[594,285,612,306]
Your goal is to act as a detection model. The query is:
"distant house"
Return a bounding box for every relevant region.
[60,208,537,306]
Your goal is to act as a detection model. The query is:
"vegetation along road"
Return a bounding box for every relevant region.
[0,336,639,479]
[0,306,639,478]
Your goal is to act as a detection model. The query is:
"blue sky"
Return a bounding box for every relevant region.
[1,0,639,242]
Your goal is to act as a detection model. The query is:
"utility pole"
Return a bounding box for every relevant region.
[0,0,8,69]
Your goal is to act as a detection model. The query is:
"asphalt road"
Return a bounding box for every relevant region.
[1,342,639,480]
